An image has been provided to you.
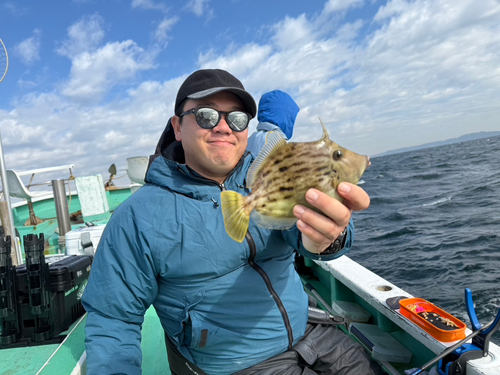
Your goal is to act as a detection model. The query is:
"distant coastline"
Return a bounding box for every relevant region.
[375,131,500,157]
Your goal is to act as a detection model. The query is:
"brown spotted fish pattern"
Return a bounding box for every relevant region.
[220,119,370,242]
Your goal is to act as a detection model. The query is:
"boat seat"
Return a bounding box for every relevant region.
[6,164,75,225]
[74,174,110,223]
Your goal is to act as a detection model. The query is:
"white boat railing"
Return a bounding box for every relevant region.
[0,131,21,264]
[317,256,500,375]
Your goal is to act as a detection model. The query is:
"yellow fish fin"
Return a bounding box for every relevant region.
[251,211,298,231]
[221,191,250,243]
[247,131,287,188]
[318,118,330,142]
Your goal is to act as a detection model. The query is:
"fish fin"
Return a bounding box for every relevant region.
[247,131,287,188]
[318,118,330,142]
[251,210,298,230]
[221,191,250,242]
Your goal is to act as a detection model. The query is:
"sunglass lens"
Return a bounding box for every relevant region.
[227,111,249,131]
[195,108,219,129]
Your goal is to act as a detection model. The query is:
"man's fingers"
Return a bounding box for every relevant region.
[293,204,346,243]
[293,188,353,254]
[293,185,370,254]
[303,189,351,227]
[337,183,370,211]
[296,219,330,250]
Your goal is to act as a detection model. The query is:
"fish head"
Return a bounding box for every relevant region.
[326,139,370,186]
[317,118,370,186]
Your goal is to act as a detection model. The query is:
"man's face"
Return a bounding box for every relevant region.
[171,91,249,183]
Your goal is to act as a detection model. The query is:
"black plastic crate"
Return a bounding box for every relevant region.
[17,255,92,294]
[2,255,92,347]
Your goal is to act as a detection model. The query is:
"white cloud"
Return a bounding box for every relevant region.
[335,19,364,42]
[196,0,500,155]
[3,2,29,16]
[272,14,314,49]
[154,16,179,44]
[2,0,500,180]
[55,14,157,101]
[323,0,364,14]
[14,29,42,65]
[0,78,178,176]
[131,0,168,13]
[61,40,156,101]
[56,14,105,58]
[185,0,214,19]
[198,44,273,79]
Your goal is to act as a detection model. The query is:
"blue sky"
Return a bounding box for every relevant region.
[1,0,500,181]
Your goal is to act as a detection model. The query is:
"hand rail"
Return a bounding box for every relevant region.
[13,164,75,177]
[0,132,21,264]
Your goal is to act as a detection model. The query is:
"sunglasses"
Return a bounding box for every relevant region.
[179,107,250,132]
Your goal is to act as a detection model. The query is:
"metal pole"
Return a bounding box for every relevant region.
[0,132,22,264]
[52,179,71,253]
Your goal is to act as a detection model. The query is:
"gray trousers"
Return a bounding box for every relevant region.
[232,323,383,375]
[168,323,383,375]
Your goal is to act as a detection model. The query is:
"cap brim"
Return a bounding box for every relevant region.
[187,87,257,118]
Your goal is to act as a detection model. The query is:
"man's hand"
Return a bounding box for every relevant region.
[292,182,370,254]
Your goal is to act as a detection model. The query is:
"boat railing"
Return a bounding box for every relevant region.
[6,164,75,196]
[6,164,75,224]
[0,132,21,264]
[1,163,75,265]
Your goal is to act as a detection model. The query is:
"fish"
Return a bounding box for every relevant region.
[220,119,370,242]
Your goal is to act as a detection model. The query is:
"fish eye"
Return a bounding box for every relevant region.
[333,150,343,160]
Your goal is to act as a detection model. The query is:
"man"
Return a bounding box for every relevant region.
[246,90,299,156]
[83,69,374,374]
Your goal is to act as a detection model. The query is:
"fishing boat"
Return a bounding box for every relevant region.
[1,155,499,375]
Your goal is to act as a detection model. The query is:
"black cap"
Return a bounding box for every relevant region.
[174,69,257,118]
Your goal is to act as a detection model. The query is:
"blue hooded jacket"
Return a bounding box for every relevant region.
[247,90,299,156]
[83,121,354,375]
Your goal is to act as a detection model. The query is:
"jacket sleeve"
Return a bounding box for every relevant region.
[82,208,159,375]
[282,218,355,261]
[246,130,267,156]
[247,127,288,156]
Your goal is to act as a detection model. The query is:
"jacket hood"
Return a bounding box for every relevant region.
[255,122,281,133]
[257,90,299,139]
[145,117,183,183]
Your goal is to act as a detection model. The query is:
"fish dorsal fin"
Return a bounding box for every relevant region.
[318,118,330,142]
[247,131,287,188]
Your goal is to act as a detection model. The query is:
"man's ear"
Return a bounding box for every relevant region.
[171,116,182,142]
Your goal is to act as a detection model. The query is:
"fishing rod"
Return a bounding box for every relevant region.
[304,282,345,325]
[304,282,338,317]
[405,319,494,375]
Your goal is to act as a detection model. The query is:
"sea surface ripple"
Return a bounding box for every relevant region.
[350,135,500,344]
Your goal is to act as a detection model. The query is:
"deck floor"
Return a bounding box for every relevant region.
[0,306,169,375]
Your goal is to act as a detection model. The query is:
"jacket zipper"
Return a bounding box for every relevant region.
[244,231,294,349]
[183,159,294,349]
[218,182,294,349]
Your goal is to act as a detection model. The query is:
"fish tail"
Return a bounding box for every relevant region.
[220,191,250,243]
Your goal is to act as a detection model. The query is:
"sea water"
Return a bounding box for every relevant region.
[350,135,500,344]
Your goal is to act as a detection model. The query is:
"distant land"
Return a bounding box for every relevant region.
[375,131,500,157]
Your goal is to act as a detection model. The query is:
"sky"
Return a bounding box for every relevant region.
[0,0,500,184]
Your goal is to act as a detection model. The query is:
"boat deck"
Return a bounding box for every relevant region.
[304,256,500,375]
[0,306,169,375]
